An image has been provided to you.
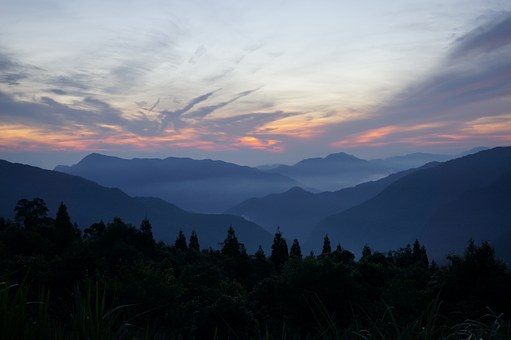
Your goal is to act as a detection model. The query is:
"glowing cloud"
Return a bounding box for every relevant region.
[238,136,283,152]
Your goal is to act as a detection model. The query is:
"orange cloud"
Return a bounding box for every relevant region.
[462,114,511,134]
[256,111,360,139]
[0,124,207,152]
[329,122,449,148]
[238,136,283,152]
[330,122,465,148]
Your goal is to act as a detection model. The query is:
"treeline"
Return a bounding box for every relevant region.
[1,198,510,339]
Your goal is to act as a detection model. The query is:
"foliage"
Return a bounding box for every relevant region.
[1,198,510,338]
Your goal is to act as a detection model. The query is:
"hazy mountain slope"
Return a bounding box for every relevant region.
[227,163,438,241]
[0,160,273,252]
[261,149,486,192]
[420,169,511,260]
[55,153,299,213]
[369,153,452,170]
[310,147,511,261]
[263,152,388,191]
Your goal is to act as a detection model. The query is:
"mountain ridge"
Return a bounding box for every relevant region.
[309,146,511,262]
[227,162,440,241]
[55,153,300,213]
[0,159,273,252]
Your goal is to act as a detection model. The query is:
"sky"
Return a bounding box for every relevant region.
[1,0,510,169]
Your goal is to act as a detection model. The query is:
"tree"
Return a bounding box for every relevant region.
[412,239,428,267]
[189,230,200,251]
[333,243,355,263]
[221,226,242,257]
[175,230,188,250]
[140,218,155,249]
[361,245,372,260]
[440,239,511,319]
[14,198,48,229]
[290,239,302,259]
[84,221,106,239]
[270,228,288,271]
[55,202,77,251]
[321,234,332,256]
[254,245,266,259]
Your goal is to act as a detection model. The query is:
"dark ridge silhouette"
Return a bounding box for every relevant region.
[260,149,485,192]
[226,162,440,241]
[0,160,272,252]
[309,146,511,263]
[262,152,388,191]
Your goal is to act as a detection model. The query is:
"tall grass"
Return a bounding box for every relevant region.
[1,279,510,339]
[0,280,136,339]
[310,294,511,340]
[0,281,53,339]
[69,281,135,339]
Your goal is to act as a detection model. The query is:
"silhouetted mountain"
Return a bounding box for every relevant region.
[55,153,299,213]
[0,160,272,252]
[459,146,489,156]
[227,163,439,241]
[261,149,487,192]
[370,153,452,170]
[309,147,511,262]
[263,152,390,191]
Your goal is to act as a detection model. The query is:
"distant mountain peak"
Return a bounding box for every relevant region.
[325,152,363,161]
[78,153,121,164]
[286,186,310,194]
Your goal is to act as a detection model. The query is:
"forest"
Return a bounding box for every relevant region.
[1,198,510,339]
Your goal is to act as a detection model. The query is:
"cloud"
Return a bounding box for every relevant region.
[238,136,283,152]
[49,75,92,91]
[49,89,67,95]
[188,45,207,64]
[0,91,126,133]
[157,87,263,134]
[184,87,261,120]
[449,13,511,59]
[0,52,33,85]
[326,13,511,150]
[160,89,221,131]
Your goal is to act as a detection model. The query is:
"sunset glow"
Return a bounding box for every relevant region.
[1,1,510,167]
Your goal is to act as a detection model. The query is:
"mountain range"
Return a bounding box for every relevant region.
[308,146,511,263]
[56,153,299,213]
[55,150,474,215]
[2,146,508,262]
[261,152,390,192]
[0,160,273,253]
[227,162,439,241]
[259,149,485,192]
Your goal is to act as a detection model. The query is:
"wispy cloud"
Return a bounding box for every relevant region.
[160,89,222,131]
[0,52,36,85]
[327,13,511,150]
[0,91,125,133]
[449,13,511,59]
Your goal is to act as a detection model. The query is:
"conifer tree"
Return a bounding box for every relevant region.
[175,230,188,250]
[321,234,332,255]
[55,202,75,250]
[140,218,155,249]
[254,245,266,260]
[221,226,241,257]
[189,230,200,251]
[270,228,288,270]
[412,239,428,266]
[290,239,302,259]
